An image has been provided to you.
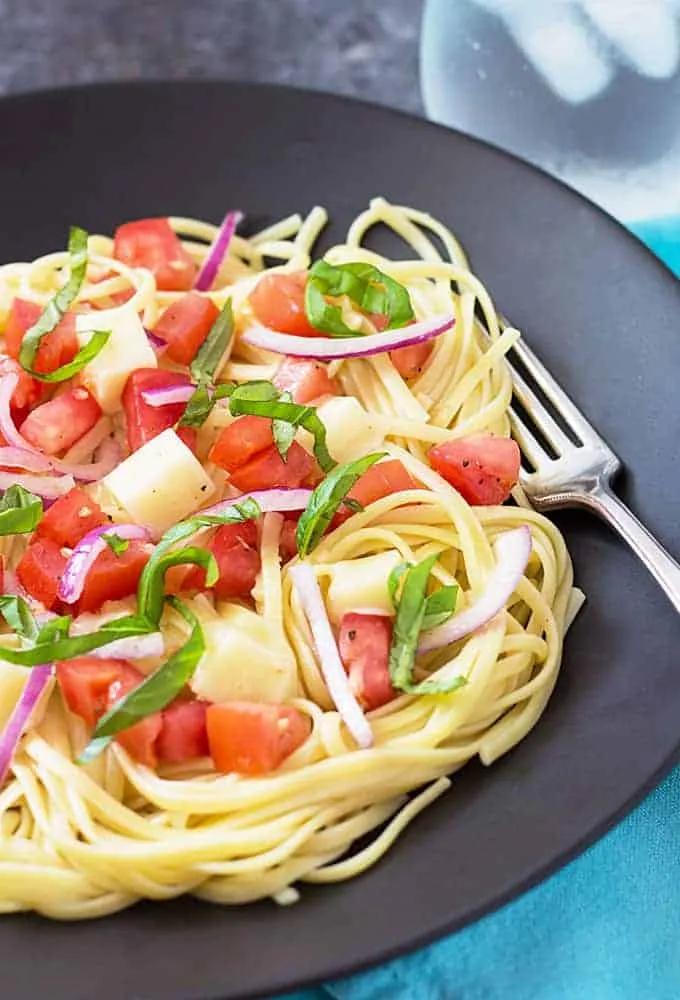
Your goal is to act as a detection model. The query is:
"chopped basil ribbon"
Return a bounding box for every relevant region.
[228,381,335,472]
[0,595,39,642]
[304,260,415,337]
[36,615,72,645]
[180,300,234,428]
[137,546,218,626]
[79,598,205,764]
[102,533,129,556]
[0,485,43,535]
[295,452,386,557]
[18,225,110,382]
[388,561,458,631]
[388,556,465,695]
[0,614,155,667]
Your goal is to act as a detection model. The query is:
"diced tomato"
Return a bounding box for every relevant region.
[0,357,46,416]
[113,218,196,292]
[122,368,192,452]
[429,434,521,505]
[335,460,418,525]
[176,426,198,453]
[16,538,67,610]
[3,298,78,375]
[390,341,433,379]
[272,358,338,403]
[77,542,149,614]
[56,657,123,727]
[37,487,108,548]
[152,291,219,366]
[249,272,319,336]
[206,701,311,775]
[279,516,299,563]
[338,612,396,711]
[182,521,260,599]
[20,387,101,456]
[228,441,318,492]
[156,700,209,763]
[208,415,274,473]
[107,663,162,767]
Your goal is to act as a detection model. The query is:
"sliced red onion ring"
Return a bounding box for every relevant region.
[87,632,165,661]
[194,210,244,292]
[0,447,53,473]
[199,487,313,518]
[0,373,35,450]
[145,328,168,355]
[290,562,373,749]
[0,469,76,499]
[242,312,455,360]
[418,527,532,653]
[58,524,152,604]
[141,382,193,408]
[0,663,52,786]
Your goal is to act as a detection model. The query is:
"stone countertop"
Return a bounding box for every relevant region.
[0,0,424,114]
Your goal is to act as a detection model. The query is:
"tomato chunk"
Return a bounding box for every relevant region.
[279,516,299,563]
[122,368,192,452]
[56,657,123,727]
[113,218,196,292]
[0,357,46,417]
[228,442,318,492]
[335,460,417,525]
[37,487,108,548]
[390,341,433,379]
[156,700,209,763]
[4,298,78,374]
[77,542,149,614]
[182,520,260,599]
[152,291,219,366]
[107,663,162,767]
[429,434,521,505]
[272,358,338,403]
[208,415,274,473]
[338,612,396,710]
[206,702,311,775]
[17,538,67,610]
[249,272,318,336]
[20,387,101,456]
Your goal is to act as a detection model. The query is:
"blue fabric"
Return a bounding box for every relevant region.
[279,229,679,1000]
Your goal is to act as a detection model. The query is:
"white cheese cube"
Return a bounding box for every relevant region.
[102,428,214,535]
[76,304,156,413]
[0,662,30,730]
[326,549,401,624]
[191,604,298,704]
[303,397,385,466]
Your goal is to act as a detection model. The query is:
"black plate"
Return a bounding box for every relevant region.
[1,82,679,1000]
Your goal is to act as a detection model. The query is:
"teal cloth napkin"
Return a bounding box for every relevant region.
[279,226,679,1000]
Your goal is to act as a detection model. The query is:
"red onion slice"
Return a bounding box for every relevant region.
[0,447,53,473]
[141,383,194,408]
[418,527,532,653]
[0,663,52,786]
[58,524,152,604]
[242,313,455,360]
[194,210,244,292]
[145,328,168,355]
[199,487,313,518]
[290,562,373,749]
[0,469,76,499]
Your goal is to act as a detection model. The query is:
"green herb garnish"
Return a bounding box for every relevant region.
[102,533,129,556]
[0,595,39,642]
[0,485,43,535]
[304,260,414,337]
[179,300,234,428]
[0,614,155,666]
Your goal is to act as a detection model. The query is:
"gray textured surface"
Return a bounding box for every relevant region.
[0,0,424,113]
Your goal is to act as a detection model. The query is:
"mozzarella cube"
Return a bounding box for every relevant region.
[102,428,214,535]
[191,604,298,704]
[0,662,30,730]
[326,549,401,624]
[76,304,156,413]
[304,397,386,465]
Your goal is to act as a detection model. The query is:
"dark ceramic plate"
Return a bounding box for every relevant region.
[0,82,678,1000]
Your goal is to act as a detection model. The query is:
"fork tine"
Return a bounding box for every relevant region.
[509,364,572,454]
[510,336,596,444]
[508,407,549,470]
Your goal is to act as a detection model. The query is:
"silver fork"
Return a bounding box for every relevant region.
[506,333,680,614]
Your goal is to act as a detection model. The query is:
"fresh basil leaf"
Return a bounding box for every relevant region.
[422,585,458,631]
[179,381,234,429]
[102,533,129,556]
[151,497,261,559]
[190,299,233,384]
[137,546,218,627]
[25,329,110,384]
[295,452,386,557]
[0,595,39,642]
[0,614,154,666]
[272,392,296,461]
[304,260,414,337]
[0,485,43,535]
[229,388,335,473]
[79,598,205,763]
[388,561,410,609]
[18,225,89,373]
[36,615,72,645]
[341,497,364,515]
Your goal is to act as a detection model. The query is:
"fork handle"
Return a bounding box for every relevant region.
[587,485,680,614]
